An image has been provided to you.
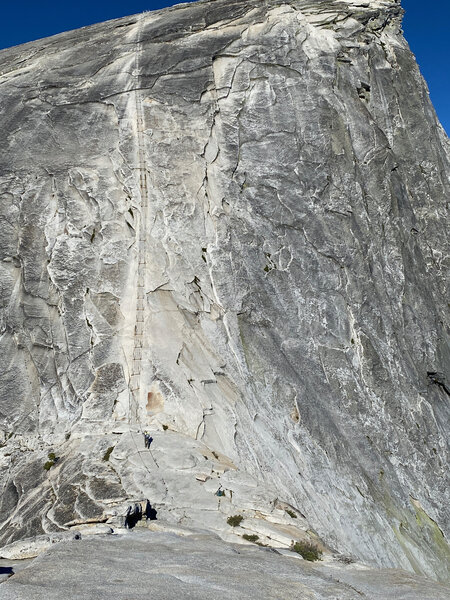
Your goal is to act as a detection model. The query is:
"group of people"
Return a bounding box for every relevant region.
[144,432,153,449]
[123,432,158,528]
[124,499,157,528]
[122,432,158,528]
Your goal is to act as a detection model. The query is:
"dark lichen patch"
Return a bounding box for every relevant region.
[263,252,277,273]
[357,82,371,102]
[336,554,354,564]
[286,509,297,519]
[102,446,115,461]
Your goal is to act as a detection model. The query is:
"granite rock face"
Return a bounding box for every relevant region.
[2,529,450,600]
[0,0,449,584]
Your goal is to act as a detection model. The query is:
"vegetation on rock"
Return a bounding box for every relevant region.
[43,452,59,471]
[102,446,114,461]
[292,541,322,562]
[227,515,244,527]
[243,534,259,543]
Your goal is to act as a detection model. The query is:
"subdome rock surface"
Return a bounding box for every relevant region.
[0,0,449,584]
[2,529,450,600]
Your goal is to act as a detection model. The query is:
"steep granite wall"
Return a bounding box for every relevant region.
[0,0,448,581]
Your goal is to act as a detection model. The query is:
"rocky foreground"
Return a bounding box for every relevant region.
[0,0,449,594]
[1,527,450,599]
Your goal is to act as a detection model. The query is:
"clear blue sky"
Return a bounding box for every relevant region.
[0,1,448,133]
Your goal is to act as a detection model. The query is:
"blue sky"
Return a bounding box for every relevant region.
[0,1,448,133]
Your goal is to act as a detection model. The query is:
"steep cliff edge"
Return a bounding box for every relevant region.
[0,0,449,582]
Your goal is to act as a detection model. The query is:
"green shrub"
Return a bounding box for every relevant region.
[243,534,259,543]
[44,451,59,471]
[102,446,114,461]
[162,424,168,431]
[292,541,322,561]
[227,515,243,527]
[286,509,297,519]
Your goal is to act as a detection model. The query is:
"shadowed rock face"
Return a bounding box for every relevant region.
[0,0,449,583]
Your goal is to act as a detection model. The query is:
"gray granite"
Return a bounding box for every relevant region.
[0,0,449,587]
[1,530,449,599]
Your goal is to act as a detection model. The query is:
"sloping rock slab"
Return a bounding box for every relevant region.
[1,530,448,599]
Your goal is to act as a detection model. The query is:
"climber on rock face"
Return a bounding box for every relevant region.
[144,433,153,449]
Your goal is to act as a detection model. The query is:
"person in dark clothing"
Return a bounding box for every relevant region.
[144,499,157,521]
[124,503,143,529]
[143,433,153,449]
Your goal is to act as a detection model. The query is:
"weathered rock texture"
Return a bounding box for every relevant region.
[2,529,450,599]
[0,0,449,584]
